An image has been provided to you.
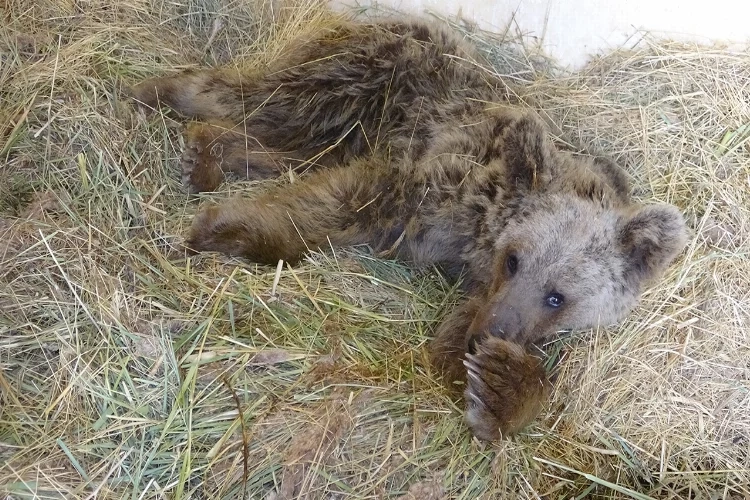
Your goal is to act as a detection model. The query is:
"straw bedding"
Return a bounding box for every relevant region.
[1,0,748,498]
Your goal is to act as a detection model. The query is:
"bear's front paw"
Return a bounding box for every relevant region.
[462,335,550,441]
[185,204,224,252]
[185,203,251,257]
[124,80,160,111]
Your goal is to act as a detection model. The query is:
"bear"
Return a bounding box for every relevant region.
[128,18,688,440]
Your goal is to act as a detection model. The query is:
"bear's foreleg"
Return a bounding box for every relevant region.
[430,299,551,440]
[186,158,403,263]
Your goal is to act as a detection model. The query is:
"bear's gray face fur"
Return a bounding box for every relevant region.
[469,184,688,345]
[456,115,689,345]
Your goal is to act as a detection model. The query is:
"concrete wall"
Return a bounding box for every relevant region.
[333,0,750,68]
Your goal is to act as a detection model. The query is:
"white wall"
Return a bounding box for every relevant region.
[333,0,750,68]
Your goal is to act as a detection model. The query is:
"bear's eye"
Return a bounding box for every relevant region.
[506,253,518,276]
[545,292,565,308]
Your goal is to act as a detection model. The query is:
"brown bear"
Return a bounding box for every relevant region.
[128,18,688,441]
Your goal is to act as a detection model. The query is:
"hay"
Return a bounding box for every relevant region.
[1,0,748,497]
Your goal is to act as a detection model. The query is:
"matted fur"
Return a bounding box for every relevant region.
[129,19,688,440]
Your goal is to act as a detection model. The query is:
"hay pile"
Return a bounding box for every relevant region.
[1,0,748,498]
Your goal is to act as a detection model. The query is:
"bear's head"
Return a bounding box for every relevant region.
[470,115,688,345]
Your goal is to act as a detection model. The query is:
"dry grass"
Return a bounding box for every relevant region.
[1,0,748,498]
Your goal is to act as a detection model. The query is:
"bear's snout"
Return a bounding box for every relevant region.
[468,296,527,343]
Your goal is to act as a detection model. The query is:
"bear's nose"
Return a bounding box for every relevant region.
[488,308,523,341]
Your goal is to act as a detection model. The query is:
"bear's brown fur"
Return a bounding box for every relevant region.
[128,19,688,440]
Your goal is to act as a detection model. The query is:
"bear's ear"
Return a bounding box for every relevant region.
[501,114,557,192]
[591,156,631,204]
[618,204,688,285]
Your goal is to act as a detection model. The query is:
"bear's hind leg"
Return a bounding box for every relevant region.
[127,69,248,121]
[181,121,294,193]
